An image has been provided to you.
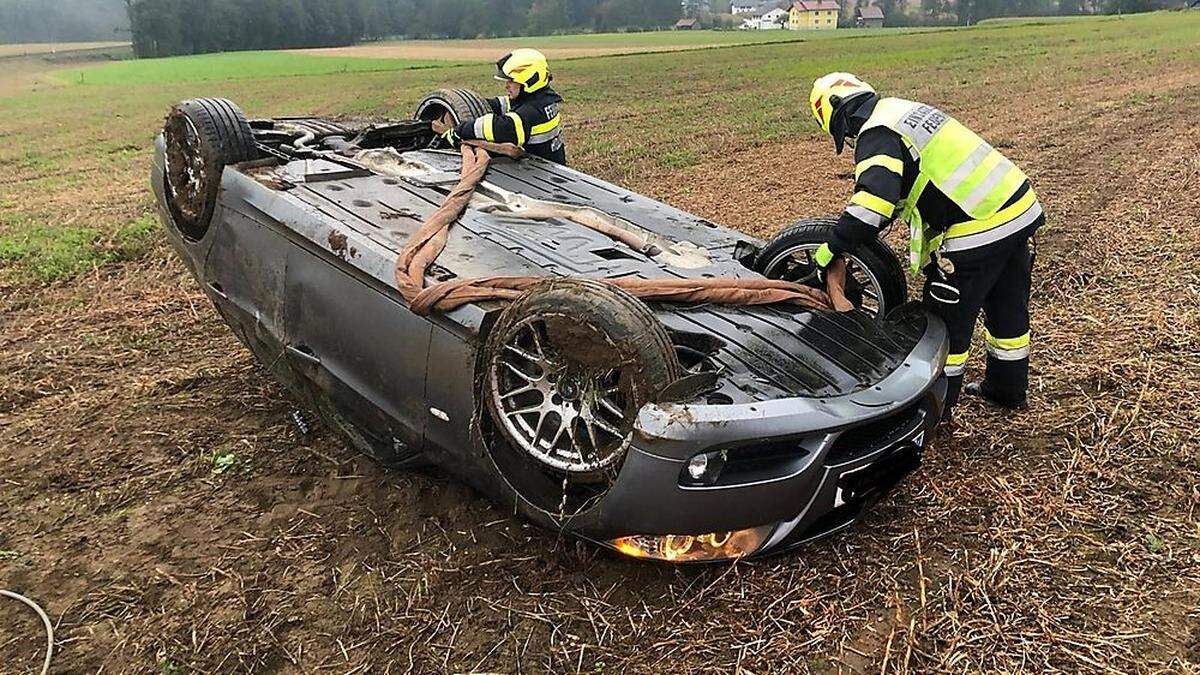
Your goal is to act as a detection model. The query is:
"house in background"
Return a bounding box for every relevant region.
[731,1,759,14]
[674,17,700,29]
[789,0,840,30]
[757,7,789,28]
[738,2,789,29]
[857,4,884,27]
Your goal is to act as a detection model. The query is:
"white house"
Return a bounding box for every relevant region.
[761,7,789,26]
[731,1,758,14]
[742,5,788,28]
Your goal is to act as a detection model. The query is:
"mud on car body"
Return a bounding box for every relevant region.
[151,92,949,563]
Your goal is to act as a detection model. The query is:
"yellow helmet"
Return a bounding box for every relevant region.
[809,72,876,142]
[495,48,551,94]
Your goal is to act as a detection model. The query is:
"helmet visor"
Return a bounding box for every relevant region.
[495,55,513,81]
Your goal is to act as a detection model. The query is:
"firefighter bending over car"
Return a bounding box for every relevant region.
[435,48,567,165]
[807,73,1042,421]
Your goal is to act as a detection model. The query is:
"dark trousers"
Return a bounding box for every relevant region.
[925,223,1038,416]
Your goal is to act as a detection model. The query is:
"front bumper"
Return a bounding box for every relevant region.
[580,312,949,560]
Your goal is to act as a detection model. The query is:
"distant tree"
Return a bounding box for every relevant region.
[124,0,685,55]
[528,0,568,32]
[710,11,740,27]
[1103,0,1169,11]
[128,0,183,56]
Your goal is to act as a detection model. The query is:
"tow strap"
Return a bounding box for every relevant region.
[394,145,841,315]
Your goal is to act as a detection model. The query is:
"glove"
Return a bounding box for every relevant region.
[923,257,961,306]
[440,127,460,147]
[813,242,835,284]
[824,257,854,312]
[812,243,853,312]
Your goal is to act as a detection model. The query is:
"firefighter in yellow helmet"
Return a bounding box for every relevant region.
[437,48,566,164]
[807,72,1042,420]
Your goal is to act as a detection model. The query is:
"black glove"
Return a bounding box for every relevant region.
[923,258,960,306]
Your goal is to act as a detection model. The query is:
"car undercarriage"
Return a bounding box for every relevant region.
[151,92,948,562]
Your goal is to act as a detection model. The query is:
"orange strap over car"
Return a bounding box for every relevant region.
[394,145,840,315]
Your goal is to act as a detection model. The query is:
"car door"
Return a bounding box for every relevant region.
[278,244,431,464]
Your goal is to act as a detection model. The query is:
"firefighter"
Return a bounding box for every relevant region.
[807,73,1042,420]
[434,48,566,165]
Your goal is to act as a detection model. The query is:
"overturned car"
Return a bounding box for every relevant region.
[151,91,948,562]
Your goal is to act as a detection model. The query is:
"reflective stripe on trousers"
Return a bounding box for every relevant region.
[945,350,970,377]
[985,329,1030,361]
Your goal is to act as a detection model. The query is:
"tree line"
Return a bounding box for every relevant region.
[911,0,1177,24]
[126,0,680,57]
[116,0,1185,58]
[0,0,1184,49]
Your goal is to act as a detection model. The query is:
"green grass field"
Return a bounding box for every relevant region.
[433,27,818,48]
[3,12,1196,283]
[53,26,952,86]
[324,25,948,58]
[976,13,1124,25]
[55,50,459,86]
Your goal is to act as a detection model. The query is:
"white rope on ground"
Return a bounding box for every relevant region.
[0,589,54,675]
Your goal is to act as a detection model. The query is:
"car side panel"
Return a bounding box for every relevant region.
[278,244,432,461]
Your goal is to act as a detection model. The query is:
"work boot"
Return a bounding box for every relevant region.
[963,381,1027,410]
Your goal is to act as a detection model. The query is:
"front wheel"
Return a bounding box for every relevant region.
[756,217,908,318]
[481,278,682,517]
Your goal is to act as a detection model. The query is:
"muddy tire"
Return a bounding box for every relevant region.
[481,278,682,516]
[757,217,908,318]
[415,88,490,125]
[162,97,256,240]
[415,89,491,149]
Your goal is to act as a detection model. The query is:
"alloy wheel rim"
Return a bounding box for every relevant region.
[164,115,206,221]
[489,317,632,474]
[763,244,886,317]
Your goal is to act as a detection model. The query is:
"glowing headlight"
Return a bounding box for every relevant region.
[610,525,774,562]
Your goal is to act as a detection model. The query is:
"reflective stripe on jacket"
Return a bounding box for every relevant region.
[859,97,1034,270]
[454,86,566,164]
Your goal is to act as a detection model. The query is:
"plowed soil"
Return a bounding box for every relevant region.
[1,14,1199,674]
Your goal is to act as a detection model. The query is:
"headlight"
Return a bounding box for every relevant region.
[680,449,726,486]
[609,524,774,562]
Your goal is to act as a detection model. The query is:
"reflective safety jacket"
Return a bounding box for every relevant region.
[453,86,566,165]
[830,96,1042,271]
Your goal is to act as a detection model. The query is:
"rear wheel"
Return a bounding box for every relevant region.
[162,97,257,240]
[414,89,490,149]
[757,217,908,318]
[482,279,682,517]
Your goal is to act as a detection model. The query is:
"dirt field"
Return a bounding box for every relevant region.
[304,41,751,61]
[0,42,129,58]
[2,12,1199,673]
[293,30,816,62]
